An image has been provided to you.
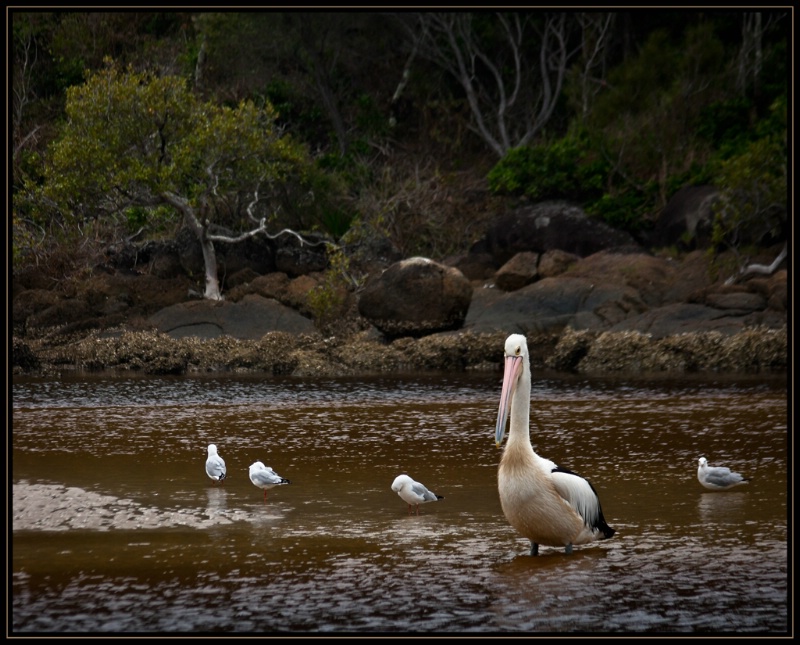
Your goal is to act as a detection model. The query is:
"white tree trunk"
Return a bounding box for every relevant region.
[200,235,223,300]
[162,190,321,302]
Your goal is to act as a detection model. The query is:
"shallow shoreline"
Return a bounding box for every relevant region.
[12,324,789,379]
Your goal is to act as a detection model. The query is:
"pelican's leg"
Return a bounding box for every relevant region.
[564,543,573,555]
[530,542,539,556]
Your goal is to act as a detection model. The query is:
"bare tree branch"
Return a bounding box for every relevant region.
[725,242,787,284]
[404,11,578,157]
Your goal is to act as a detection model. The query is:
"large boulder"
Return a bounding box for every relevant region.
[649,185,718,250]
[565,250,679,307]
[147,294,315,340]
[470,201,639,267]
[358,257,473,338]
[494,251,539,291]
[464,276,646,335]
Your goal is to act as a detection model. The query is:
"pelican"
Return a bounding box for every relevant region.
[248,461,291,501]
[495,334,616,555]
[391,474,444,515]
[697,457,750,490]
[205,444,227,484]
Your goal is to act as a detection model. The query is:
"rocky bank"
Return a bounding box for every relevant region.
[11,201,789,379]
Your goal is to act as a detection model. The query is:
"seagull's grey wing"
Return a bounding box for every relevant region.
[705,466,744,487]
[206,456,225,478]
[253,468,282,486]
[412,482,440,502]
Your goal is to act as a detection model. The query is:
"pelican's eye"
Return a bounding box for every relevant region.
[515,346,521,356]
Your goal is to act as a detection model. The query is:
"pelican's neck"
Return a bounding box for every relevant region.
[509,358,535,453]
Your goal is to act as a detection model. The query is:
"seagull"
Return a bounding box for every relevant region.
[248,461,291,501]
[495,334,616,556]
[391,474,444,515]
[205,444,227,484]
[697,457,750,490]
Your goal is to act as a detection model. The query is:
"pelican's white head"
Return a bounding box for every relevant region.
[495,334,529,447]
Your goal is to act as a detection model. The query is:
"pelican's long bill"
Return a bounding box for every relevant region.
[495,352,523,447]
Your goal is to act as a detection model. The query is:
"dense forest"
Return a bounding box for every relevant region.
[11,10,789,302]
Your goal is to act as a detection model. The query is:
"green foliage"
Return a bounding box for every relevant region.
[11,10,792,283]
[263,79,326,135]
[124,206,149,231]
[354,93,390,139]
[487,134,610,202]
[710,120,786,250]
[124,204,176,234]
[34,59,311,233]
[585,189,652,234]
[696,97,753,152]
[306,246,354,332]
[583,23,731,224]
[278,162,354,239]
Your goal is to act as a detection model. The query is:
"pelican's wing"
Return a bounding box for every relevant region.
[549,466,602,527]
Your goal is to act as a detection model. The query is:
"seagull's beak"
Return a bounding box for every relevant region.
[496,354,522,447]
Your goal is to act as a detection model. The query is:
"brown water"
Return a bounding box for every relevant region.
[11,371,789,635]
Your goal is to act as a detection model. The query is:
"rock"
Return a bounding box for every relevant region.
[565,250,679,307]
[242,272,292,301]
[494,251,539,291]
[147,294,315,340]
[445,252,497,280]
[538,249,580,278]
[605,302,765,338]
[12,289,62,327]
[225,268,261,290]
[704,292,767,311]
[10,205,788,378]
[12,338,40,371]
[470,201,640,266]
[274,234,329,277]
[218,234,276,275]
[147,241,185,279]
[357,257,473,338]
[283,274,321,316]
[174,226,206,276]
[464,276,646,335]
[649,185,718,249]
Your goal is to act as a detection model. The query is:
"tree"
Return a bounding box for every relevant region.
[711,99,787,275]
[32,60,316,300]
[401,12,580,158]
[192,12,401,159]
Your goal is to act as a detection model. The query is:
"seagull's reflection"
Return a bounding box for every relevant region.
[698,491,748,523]
[206,486,228,515]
